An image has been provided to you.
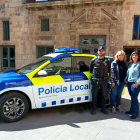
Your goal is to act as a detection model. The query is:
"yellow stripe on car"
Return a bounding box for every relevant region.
[26,61,51,84]
[122,87,125,95]
[83,72,93,80]
[30,75,65,85]
[26,60,65,85]
[72,54,96,57]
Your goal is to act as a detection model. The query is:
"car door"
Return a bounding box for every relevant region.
[72,55,93,103]
[31,56,74,108]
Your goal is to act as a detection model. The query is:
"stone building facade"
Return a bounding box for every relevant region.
[0,0,139,71]
[123,0,140,60]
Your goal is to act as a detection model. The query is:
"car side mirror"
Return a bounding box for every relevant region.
[37,70,47,76]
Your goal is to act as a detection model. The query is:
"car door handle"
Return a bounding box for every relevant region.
[62,79,71,81]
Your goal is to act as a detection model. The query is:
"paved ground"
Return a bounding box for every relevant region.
[0,88,140,140]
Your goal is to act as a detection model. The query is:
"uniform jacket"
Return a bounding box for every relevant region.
[89,57,111,78]
[110,60,128,85]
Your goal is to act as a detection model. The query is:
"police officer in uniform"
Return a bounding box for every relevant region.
[90,46,111,115]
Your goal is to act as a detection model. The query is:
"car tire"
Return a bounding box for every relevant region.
[0,92,29,123]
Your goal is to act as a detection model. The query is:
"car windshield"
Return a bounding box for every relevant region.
[16,56,52,74]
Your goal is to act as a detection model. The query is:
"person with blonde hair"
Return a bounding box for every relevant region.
[110,50,128,114]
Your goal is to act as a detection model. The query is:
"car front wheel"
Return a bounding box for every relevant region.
[0,92,29,122]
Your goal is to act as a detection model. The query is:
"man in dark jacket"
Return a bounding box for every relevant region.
[89,46,111,115]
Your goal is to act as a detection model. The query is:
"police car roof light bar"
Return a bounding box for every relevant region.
[54,48,79,53]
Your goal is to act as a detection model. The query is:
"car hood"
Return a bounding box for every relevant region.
[0,72,33,92]
[0,72,18,80]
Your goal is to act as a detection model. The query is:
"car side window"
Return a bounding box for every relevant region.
[42,57,72,76]
[72,56,92,73]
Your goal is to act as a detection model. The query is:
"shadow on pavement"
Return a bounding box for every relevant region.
[0,98,139,131]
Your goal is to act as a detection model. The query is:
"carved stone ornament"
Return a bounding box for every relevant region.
[69,8,117,24]
[87,9,100,22]
[111,33,116,46]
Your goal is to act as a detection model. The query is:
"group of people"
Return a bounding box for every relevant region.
[89,46,140,119]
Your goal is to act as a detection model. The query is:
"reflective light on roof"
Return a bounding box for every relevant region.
[54,48,79,53]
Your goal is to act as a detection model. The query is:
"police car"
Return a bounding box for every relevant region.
[0,48,114,122]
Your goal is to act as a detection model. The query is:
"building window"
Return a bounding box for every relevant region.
[80,35,106,54]
[41,19,49,31]
[37,46,53,58]
[133,16,140,40]
[3,21,10,40]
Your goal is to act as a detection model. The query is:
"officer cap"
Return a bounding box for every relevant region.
[98,46,105,51]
